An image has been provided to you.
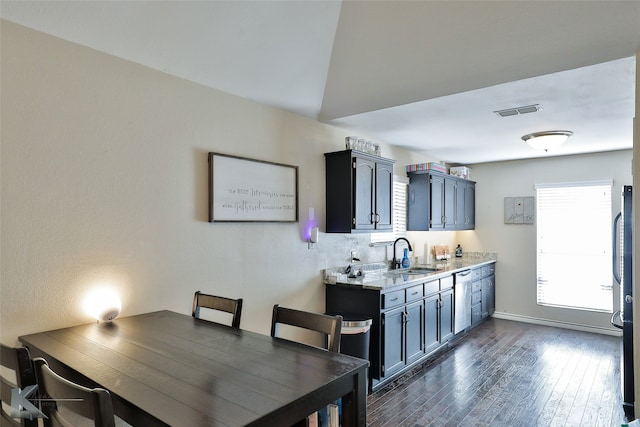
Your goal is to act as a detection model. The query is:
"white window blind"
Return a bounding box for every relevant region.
[371,176,408,243]
[535,181,613,312]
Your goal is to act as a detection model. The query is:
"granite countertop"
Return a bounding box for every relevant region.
[324,252,497,290]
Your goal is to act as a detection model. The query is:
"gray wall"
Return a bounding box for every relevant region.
[458,150,633,333]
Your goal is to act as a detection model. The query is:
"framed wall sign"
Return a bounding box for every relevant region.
[208,153,299,222]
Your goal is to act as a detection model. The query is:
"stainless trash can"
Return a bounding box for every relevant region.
[339,315,372,361]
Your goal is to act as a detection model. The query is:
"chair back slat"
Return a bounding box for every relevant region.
[270,305,342,353]
[192,291,243,328]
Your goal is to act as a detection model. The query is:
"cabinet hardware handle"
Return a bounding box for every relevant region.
[390,297,398,301]
[411,292,418,296]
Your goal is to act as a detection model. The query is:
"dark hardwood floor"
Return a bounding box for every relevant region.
[367,318,627,427]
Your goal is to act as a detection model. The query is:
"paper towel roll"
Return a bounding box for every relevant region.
[424,242,431,264]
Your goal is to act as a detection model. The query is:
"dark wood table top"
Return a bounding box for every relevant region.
[20,310,368,426]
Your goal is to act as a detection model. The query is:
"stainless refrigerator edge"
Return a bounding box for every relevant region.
[612,185,634,420]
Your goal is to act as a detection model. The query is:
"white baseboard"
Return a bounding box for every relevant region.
[491,312,622,337]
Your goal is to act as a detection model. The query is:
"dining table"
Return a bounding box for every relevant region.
[19,310,368,426]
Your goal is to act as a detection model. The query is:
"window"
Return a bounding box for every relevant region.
[371,176,408,243]
[535,180,613,312]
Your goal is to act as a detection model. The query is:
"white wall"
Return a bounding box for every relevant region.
[1,21,440,344]
[458,150,633,333]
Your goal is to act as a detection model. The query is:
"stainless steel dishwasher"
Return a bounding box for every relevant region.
[454,269,473,334]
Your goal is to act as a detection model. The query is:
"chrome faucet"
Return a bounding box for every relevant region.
[392,237,413,269]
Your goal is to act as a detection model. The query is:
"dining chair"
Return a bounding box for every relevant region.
[271,305,343,426]
[192,291,243,328]
[270,304,343,353]
[33,357,115,427]
[1,343,38,427]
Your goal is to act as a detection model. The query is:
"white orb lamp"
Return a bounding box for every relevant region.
[83,287,122,323]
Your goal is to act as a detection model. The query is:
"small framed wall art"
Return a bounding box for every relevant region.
[504,196,534,224]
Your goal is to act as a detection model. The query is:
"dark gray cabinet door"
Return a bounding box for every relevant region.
[471,302,482,325]
[354,157,376,230]
[455,180,466,228]
[440,289,454,342]
[382,306,405,377]
[375,161,394,230]
[488,275,495,315]
[405,300,424,365]
[424,294,439,353]
[454,180,476,230]
[407,173,430,230]
[482,275,495,318]
[464,182,475,229]
[429,174,445,229]
[443,177,457,230]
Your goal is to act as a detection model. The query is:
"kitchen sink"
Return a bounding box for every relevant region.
[409,267,441,272]
[384,267,441,277]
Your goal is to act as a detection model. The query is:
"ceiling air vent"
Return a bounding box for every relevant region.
[494,104,542,117]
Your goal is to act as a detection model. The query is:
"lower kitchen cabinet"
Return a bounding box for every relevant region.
[425,286,454,354]
[325,261,495,392]
[381,305,404,376]
[382,293,424,377]
[481,265,496,318]
[440,288,454,342]
[405,300,425,365]
[424,294,439,354]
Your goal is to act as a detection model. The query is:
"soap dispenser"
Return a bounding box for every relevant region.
[401,248,411,269]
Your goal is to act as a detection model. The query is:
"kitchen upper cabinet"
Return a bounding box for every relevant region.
[456,180,475,230]
[407,171,475,231]
[443,176,457,230]
[325,150,395,233]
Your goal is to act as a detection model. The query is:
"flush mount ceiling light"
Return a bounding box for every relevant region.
[521,130,573,152]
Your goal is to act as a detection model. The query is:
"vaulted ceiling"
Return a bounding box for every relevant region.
[2,1,639,163]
